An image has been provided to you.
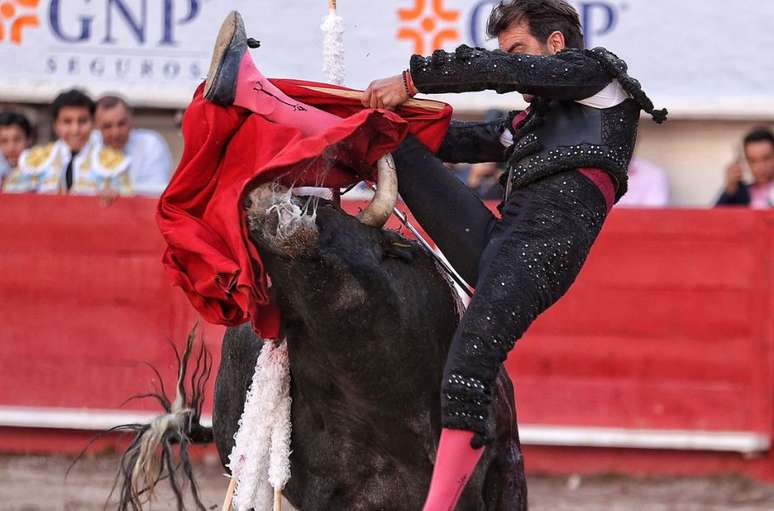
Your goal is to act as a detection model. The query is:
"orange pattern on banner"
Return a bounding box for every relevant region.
[0,0,39,45]
[397,0,460,55]
[398,0,426,20]
[432,0,460,21]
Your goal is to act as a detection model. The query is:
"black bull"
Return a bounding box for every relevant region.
[212,194,528,510]
[115,192,528,510]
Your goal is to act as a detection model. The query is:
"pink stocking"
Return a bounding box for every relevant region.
[422,428,485,511]
[234,52,342,136]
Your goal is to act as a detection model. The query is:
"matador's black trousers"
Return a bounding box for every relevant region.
[392,137,610,447]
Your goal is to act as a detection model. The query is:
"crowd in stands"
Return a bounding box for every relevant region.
[0,88,171,198]
[1,94,772,209]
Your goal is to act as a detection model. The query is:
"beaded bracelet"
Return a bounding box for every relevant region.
[402,70,417,98]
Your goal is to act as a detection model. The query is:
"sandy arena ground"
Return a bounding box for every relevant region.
[1,454,773,511]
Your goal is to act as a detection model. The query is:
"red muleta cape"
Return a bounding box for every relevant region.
[157,80,452,340]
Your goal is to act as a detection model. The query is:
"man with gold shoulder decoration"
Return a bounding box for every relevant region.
[3,89,132,196]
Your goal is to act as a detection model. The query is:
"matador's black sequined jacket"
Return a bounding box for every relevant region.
[410,45,667,201]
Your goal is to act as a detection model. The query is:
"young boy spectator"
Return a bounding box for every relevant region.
[95,95,173,196]
[4,89,132,195]
[716,128,774,209]
[0,111,33,190]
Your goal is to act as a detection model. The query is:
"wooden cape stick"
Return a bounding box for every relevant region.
[298,85,448,112]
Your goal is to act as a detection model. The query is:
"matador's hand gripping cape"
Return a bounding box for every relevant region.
[157,80,452,340]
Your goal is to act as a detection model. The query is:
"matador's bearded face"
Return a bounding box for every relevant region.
[497,19,567,103]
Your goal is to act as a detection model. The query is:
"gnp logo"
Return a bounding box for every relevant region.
[469,1,623,48]
[47,0,201,46]
[398,0,624,54]
[0,0,40,44]
[397,0,461,55]
[33,1,205,81]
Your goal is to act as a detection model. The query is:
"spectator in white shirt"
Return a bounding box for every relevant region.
[616,157,670,208]
[95,95,173,196]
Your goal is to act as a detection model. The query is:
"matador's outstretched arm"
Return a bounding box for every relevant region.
[410,44,610,101]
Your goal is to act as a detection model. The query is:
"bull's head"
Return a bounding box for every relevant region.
[245,154,398,259]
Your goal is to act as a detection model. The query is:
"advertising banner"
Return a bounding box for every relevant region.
[1,1,772,117]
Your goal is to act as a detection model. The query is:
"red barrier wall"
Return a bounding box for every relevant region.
[0,195,772,480]
[506,208,773,434]
[0,195,219,413]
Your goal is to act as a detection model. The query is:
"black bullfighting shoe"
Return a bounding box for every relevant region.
[204,11,259,106]
[202,11,340,135]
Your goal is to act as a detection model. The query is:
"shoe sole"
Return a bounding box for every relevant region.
[204,11,241,101]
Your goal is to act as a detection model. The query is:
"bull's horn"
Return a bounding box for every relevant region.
[357,154,398,228]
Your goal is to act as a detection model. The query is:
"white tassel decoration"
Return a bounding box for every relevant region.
[268,373,292,491]
[227,341,292,511]
[321,0,345,85]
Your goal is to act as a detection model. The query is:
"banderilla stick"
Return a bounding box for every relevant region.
[274,488,282,511]
[222,477,236,511]
[221,477,283,511]
[366,183,474,297]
